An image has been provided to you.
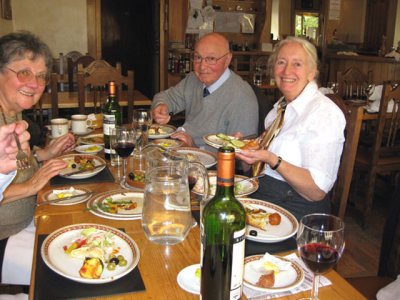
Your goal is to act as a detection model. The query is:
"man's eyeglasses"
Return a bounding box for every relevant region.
[192,52,230,65]
[6,68,49,86]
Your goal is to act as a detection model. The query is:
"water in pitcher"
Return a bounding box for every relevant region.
[142,173,192,245]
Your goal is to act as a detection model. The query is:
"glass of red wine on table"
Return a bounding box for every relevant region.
[296,214,345,300]
[113,127,137,183]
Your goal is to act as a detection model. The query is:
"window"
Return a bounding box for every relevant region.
[295,12,320,45]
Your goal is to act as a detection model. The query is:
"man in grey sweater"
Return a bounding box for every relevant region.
[152,33,258,150]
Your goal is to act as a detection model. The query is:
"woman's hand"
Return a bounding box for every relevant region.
[236,149,270,165]
[152,104,171,125]
[25,159,67,195]
[37,133,75,161]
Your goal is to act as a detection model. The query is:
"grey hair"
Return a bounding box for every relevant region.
[0,31,53,73]
[268,36,319,80]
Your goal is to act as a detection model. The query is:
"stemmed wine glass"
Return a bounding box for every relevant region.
[296,214,345,300]
[113,127,136,182]
[132,108,152,150]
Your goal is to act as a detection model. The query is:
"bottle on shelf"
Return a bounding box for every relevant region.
[200,146,246,300]
[102,81,122,160]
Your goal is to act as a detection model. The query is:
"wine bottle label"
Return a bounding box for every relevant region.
[230,228,245,297]
[103,114,116,135]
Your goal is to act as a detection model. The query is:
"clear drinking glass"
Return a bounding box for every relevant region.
[110,126,122,167]
[296,214,345,300]
[132,108,152,150]
[113,127,136,183]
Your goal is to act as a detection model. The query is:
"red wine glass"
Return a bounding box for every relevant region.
[113,127,136,183]
[296,214,345,300]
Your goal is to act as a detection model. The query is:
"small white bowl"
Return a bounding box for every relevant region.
[74,144,103,155]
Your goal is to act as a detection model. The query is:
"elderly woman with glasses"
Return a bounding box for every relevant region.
[0,31,75,285]
[151,32,258,150]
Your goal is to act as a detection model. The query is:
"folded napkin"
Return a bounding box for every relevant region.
[365,85,395,113]
[337,51,359,56]
[385,50,400,62]
[243,253,332,299]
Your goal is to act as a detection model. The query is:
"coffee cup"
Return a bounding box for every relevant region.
[71,114,94,134]
[51,118,69,138]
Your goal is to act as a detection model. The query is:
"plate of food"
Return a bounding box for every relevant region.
[203,133,259,152]
[42,187,92,206]
[177,264,200,295]
[243,253,304,292]
[148,124,176,139]
[87,190,143,220]
[75,144,103,155]
[151,138,183,149]
[41,223,140,284]
[58,154,106,180]
[78,134,104,145]
[174,147,217,169]
[192,171,259,197]
[239,198,299,243]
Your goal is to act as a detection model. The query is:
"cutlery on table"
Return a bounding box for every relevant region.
[235,173,266,184]
[37,192,94,206]
[62,164,106,176]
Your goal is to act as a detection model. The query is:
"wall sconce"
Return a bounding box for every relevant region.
[1,0,12,20]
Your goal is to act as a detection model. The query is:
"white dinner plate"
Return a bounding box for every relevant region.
[151,138,183,149]
[243,255,304,293]
[58,154,106,180]
[87,190,143,220]
[78,133,104,145]
[148,124,176,139]
[41,223,140,284]
[42,187,92,206]
[174,147,217,169]
[192,171,259,198]
[177,264,200,295]
[239,198,299,243]
[203,134,242,152]
[74,144,103,155]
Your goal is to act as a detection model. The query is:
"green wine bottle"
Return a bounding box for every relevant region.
[102,81,122,160]
[201,146,246,300]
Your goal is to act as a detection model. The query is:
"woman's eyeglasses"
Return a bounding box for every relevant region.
[6,68,49,86]
[192,52,230,65]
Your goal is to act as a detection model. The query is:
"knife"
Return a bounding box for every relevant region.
[37,192,94,206]
[61,164,106,176]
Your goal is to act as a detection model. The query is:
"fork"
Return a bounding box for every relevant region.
[13,132,32,170]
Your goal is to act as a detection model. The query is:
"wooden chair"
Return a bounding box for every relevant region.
[67,54,95,92]
[337,67,371,99]
[77,61,134,121]
[327,94,365,219]
[352,81,400,226]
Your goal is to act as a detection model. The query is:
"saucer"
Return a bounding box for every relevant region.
[72,129,94,136]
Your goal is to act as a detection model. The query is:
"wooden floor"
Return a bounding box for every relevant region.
[336,196,389,279]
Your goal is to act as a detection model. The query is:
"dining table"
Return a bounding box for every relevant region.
[30,150,367,300]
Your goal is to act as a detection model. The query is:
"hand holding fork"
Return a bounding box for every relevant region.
[0,120,32,173]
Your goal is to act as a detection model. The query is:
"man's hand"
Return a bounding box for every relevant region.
[152,104,171,125]
[171,131,195,147]
[0,121,31,174]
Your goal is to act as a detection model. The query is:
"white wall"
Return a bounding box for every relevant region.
[4,0,88,57]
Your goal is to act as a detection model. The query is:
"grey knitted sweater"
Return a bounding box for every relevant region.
[152,71,258,149]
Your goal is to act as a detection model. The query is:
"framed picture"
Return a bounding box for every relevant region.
[1,0,12,20]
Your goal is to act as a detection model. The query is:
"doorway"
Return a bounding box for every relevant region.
[101,0,160,98]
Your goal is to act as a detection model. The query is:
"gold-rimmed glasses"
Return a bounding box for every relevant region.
[6,68,49,86]
[192,52,230,65]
